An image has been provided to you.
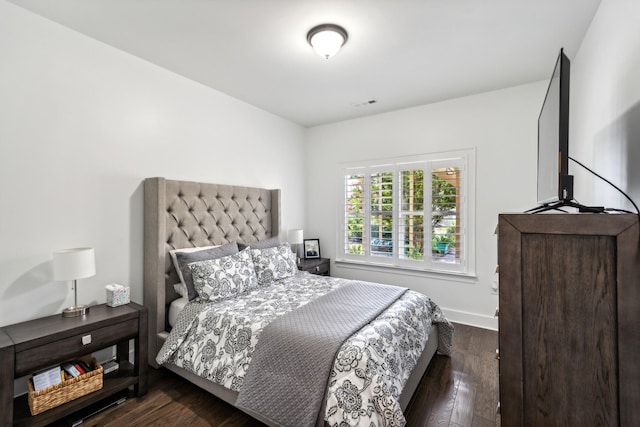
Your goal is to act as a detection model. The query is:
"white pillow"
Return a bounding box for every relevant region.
[173,282,189,298]
[250,243,298,286]
[188,248,258,302]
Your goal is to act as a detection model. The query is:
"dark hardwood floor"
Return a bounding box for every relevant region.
[63,323,499,426]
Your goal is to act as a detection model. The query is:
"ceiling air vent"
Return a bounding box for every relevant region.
[351,99,378,108]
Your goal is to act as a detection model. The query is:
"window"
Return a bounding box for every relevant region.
[339,149,475,275]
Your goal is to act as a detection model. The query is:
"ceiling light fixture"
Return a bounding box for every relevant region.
[307,24,348,60]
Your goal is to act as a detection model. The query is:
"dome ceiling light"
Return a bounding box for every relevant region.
[306,24,348,59]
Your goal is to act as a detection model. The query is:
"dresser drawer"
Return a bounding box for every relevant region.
[15,318,138,376]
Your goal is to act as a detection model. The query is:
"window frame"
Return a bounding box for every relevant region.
[337,149,476,276]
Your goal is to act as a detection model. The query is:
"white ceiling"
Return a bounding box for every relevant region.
[11,0,601,127]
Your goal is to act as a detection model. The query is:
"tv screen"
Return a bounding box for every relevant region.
[537,49,572,205]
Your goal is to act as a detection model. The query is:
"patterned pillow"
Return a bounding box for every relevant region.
[188,248,258,302]
[251,243,299,286]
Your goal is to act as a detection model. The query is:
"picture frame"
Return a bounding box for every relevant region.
[303,238,321,259]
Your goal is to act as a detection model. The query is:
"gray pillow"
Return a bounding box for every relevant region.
[237,236,281,251]
[175,241,239,300]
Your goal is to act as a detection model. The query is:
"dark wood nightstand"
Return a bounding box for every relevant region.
[0,302,148,426]
[298,258,330,276]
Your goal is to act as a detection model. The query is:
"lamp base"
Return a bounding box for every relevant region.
[62,305,90,317]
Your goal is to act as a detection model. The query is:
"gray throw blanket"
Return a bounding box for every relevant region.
[235,281,407,427]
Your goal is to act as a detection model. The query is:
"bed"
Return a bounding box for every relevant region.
[143,177,453,427]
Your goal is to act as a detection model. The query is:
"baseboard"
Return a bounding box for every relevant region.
[441,308,498,331]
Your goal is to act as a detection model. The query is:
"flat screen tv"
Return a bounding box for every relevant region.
[536,48,573,207]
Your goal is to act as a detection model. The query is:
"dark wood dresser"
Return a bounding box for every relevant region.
[497,214,639,426]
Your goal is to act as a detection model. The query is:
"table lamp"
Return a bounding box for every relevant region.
[288,229,304,263]
[53,247,96,317]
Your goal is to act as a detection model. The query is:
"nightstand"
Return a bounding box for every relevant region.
[0,302,148,426]
[298,258,330,276]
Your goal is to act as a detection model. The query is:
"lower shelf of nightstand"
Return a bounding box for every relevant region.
[13,362,138,427]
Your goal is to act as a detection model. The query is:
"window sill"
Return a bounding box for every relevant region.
[334,259,477,283]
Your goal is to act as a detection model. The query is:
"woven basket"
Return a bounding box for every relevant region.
[28,358,103,415]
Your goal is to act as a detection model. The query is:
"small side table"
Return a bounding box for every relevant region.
[0,302,148,426]
[298,258,330,276]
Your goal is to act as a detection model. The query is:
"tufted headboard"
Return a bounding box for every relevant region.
[143,177,281,366]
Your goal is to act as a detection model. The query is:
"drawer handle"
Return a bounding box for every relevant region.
[315,266,320,272]
[495,348,500,360]
[82,334,92,345]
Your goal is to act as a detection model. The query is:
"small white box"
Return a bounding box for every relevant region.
[106,284,130,307]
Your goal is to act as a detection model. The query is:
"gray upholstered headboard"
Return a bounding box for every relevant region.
[143,177,281,366]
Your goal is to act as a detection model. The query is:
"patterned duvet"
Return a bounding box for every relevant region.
[156,272,453,427]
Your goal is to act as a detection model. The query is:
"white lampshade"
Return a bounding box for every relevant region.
[307,24,348,59]
[53,248,96,281]
[288,229,304,245]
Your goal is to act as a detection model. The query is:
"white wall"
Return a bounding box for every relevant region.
[571,0,640,210]
[0,1,305,326]
[305,82,547,329]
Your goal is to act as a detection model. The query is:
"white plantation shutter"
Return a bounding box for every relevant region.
[428,159,465,272]
[399,168,426,262]
[343,172,365,256]
[339,150,475,275]
[369,170,393,258]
